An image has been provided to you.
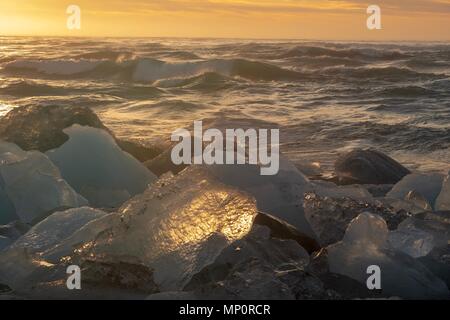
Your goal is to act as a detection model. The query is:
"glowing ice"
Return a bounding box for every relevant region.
[33,166,258,293]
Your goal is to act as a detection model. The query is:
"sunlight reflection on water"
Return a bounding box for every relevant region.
[0,102,14,117]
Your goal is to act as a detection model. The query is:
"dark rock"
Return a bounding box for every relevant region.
[116,139,162,163]
[0,105,162,162]
[363,184,394,197]
[0,283,12,294]
[334,148,410,185]
[304,192,409,246]
[144,148,188,176]
[254,211,321,254]
[0,105,106,151]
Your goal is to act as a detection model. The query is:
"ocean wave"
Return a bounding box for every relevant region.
[153,50,202,60]
[319,120,450,153]
[71,50,135,62]
[154,72,235,91]
[4,59,103,75]
[280,46,410,61]
[150,100,208,113]
[379,85,437,97]
[3,58,303,83]
[323,66,440,81]
[0,80,68,97]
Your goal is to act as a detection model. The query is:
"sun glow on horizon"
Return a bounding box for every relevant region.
[0,0,449,40]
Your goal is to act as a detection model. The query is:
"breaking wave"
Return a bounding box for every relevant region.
[3,58,304,82]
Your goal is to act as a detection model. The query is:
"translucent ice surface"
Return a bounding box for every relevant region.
[389,213,450,258]
[327,212,450,299]
[0,236,11,251]
[12,207,108,254]
[0,141,87,224]
[204,158,314,236]
[435,173,450,211]
[387,173,444,210]
[1,166,258,295]
[46,125,157,208]
[404,190,433,211]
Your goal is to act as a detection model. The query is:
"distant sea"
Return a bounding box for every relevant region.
[1,37,449,174]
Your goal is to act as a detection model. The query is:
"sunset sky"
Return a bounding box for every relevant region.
[0,0,449,40]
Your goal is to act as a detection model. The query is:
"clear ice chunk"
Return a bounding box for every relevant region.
[386,173,444,210]
[0,141,87,224]
[0,236,11,251]
[388,213,450,258]
[435,173,450,211]
[46,125,157,208]
[327,212,450,299]
[11,207,108,254]
[204,157,316,236]
[11,166,259,294]
[405,190,433,211]
[204,157,373,238]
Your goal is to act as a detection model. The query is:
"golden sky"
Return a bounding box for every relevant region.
[0,0,449,40]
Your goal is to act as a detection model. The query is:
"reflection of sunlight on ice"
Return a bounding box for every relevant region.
[0,103,14,117]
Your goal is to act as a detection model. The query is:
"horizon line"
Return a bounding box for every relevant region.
[1,34,450,43]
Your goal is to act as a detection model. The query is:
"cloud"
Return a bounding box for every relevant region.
[331,0,450,14]
[100,0,450,15]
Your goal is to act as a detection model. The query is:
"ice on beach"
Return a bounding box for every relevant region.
[303,192,401,247]
[342,212,389,246]
[12,207,108,254]
[0,236,12,251]
[180,225,313,300]
[312,180,373,200]
[0,185,18,225]
[388,213,450,258]
[0,141,88,224]
[204,157,316,236]
[326,212,450,299]
[404,190,433,211]
[0,220,30,252]
[204,157,375,238]
[21,166,258,293]
[46,125,157,208]
[0,220,29,240]
[435,173,450,211]
[386,173,444,210]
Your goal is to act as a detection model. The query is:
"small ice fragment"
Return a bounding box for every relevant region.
[435,173,450,211]
[387,173,444,210]
[405,190,433,211]
[327,212,450,299]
